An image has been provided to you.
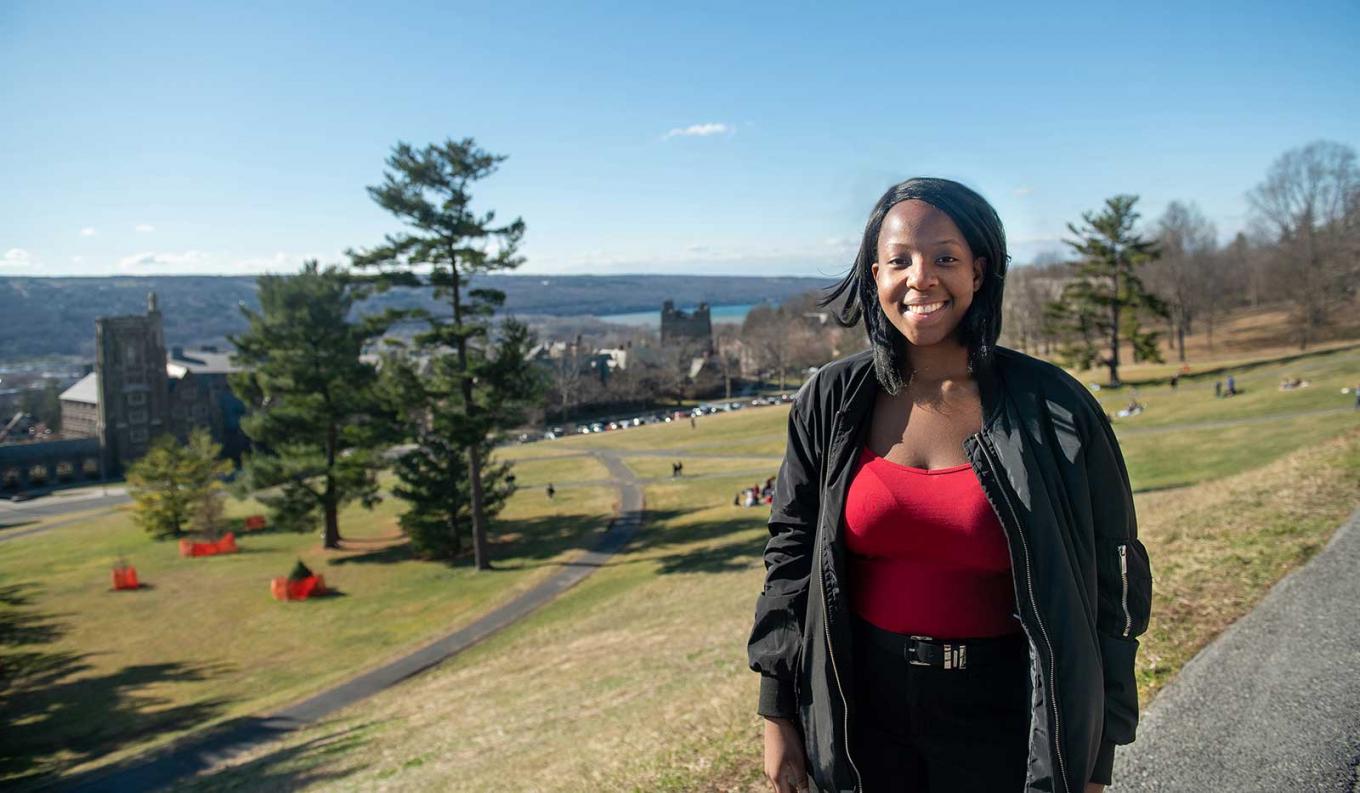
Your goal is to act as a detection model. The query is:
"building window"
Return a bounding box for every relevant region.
[125,343,140,365]
[127,391,147,406]
[129,427,148,443]
[128,409,148,424]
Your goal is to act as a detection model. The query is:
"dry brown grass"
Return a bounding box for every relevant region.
[1132,427,1360,698]
[180,428,1360,792]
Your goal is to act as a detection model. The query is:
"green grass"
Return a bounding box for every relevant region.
[7,344,1360,790]
[170,348,1360,792]
[618,454,779,485]
[0,462,615,787]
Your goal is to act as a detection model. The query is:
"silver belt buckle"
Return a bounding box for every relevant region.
[908,635,933,666]
[943,642,967,670]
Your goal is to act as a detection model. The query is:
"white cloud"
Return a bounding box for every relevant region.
[232,251,313,272]
[1013,187,1034,196]
[3,248,32,265]
[80,227,97,237]
[663,122,732,140]
[134,223,156,233]
[117,250,211,273]
[71,255,85,264]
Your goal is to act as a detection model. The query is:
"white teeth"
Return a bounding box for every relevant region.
[905,301,946,315]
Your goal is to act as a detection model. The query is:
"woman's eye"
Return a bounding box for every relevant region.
[937,256,957,264]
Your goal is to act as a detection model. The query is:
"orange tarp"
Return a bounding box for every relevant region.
[112,566,140,590]
[271,575,326,601]
[179,532,238,557]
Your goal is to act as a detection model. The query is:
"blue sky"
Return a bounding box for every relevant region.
[2,1,1357,279]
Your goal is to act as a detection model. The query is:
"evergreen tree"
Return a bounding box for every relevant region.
[127,428,232,539]
[1049,195,1167,385]
[351,139,545,568]
[228,261,400,549]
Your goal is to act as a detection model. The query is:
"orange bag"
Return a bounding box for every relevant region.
[271,575,326,601]
[112,566,140,590]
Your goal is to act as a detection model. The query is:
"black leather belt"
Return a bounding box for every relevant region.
[852,616,1025,671]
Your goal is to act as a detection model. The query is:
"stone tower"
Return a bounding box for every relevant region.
[96,292,171,476]
[659,300,713,354]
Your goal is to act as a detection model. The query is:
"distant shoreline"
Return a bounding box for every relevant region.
[595,303,759,327]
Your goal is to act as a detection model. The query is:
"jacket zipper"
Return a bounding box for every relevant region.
[1119,543,1132,638]
[819,555,863,792]
[820,414,863,793]
[973,434,1070,793]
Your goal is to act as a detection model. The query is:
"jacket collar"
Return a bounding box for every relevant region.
[832,348,1006,433]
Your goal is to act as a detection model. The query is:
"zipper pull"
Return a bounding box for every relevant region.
[1119,544,1127,573]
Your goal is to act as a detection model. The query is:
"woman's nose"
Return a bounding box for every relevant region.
[904,259,937,291]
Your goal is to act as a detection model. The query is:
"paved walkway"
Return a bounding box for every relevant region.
[61,451,644,792]
[1115,507,1360,791]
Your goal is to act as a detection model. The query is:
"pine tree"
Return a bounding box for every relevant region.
[127,428,232,539]
[351,139,545,568]
[228,261,401,549]
[1049,195,1167,385]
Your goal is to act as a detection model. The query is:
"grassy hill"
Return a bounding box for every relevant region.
[161,345,1359,792]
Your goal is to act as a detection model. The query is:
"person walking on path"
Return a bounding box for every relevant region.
[691,414,697,429]
[545,482,555,500]
[748,178,1151,793]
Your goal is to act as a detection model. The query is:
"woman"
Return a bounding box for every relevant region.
[747,178,1152,793]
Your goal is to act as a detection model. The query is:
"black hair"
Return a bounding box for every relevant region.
[820,177,1010,394]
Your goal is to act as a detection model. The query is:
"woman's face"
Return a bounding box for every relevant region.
[870,199,985,350]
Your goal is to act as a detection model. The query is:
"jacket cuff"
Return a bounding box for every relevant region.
[1090,739,1115,785]
[756,674,798,720]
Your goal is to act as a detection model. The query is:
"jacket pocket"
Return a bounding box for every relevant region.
[1098,537,1151,638]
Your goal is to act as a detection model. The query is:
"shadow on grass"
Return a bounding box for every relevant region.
[0,583,236,788]
[171,724,375,793]
[332,508,631,572]
[54,718,378,793]
[594,508,767,575]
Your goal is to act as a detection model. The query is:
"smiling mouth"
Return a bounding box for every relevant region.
[903,300,948,316]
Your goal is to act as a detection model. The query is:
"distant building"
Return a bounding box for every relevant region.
[660,300,713,354]
[55,292,246,478]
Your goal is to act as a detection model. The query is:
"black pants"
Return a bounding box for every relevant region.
[850,617,1031,793]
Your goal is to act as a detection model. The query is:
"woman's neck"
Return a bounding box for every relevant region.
[904,340,971,387]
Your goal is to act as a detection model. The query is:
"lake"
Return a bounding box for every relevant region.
[595,303,759,327]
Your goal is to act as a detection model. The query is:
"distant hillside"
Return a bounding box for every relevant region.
[0,274,834,361]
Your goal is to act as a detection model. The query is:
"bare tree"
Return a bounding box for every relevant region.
[1002,262,1067,355]
[1247,140,1360,349]
[1150,201,1218,362]
[714,324,744,399]
[548,338,584,423]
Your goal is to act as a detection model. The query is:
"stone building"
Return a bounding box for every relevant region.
[57,292,246,478]
[659,300,713,354]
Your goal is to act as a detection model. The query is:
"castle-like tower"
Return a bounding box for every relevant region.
[659,300,713,354]
[95,292,171,475]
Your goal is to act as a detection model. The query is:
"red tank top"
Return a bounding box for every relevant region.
[843,445,1020,638]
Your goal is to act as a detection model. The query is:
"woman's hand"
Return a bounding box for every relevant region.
[763,717,809,793]
[1084,784,1106,792]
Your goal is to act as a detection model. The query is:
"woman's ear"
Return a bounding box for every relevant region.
[972,257,986,291]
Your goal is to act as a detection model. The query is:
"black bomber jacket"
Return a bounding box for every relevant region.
[747,346,1153,793]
